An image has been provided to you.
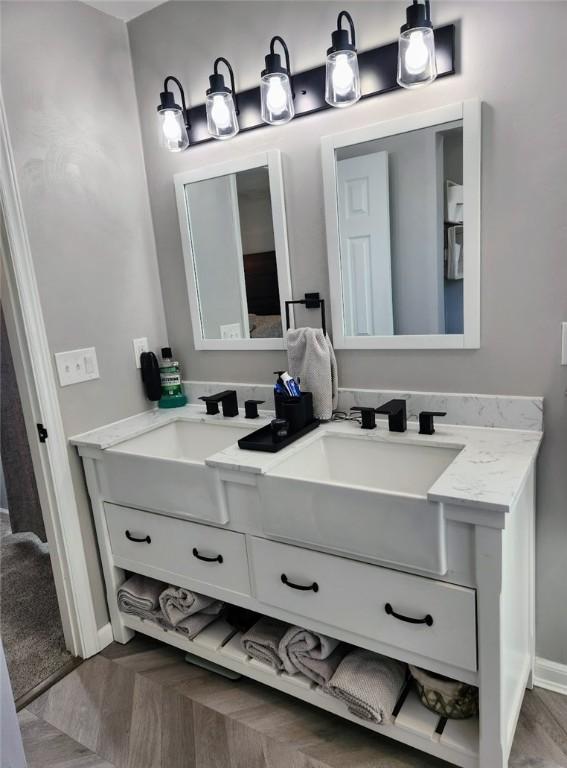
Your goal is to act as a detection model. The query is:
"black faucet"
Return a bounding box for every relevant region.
[350,406,377,430]
[244,399,264,419]
[376,399,407,432]
[419,411,446,435]
[199,390,239,417]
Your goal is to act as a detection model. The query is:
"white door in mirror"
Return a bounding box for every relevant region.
[55,347,99,386]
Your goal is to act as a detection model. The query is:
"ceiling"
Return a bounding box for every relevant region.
[81,1,168,22]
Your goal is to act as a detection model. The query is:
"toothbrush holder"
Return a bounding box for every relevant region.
[274,391,314,435]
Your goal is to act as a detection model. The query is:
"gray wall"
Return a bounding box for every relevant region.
[129,1,567,664]
[1,1,167,629]
[237,168,275,256]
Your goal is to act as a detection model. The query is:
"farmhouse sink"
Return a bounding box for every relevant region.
[101,420,252,524]
[257,433,462,575]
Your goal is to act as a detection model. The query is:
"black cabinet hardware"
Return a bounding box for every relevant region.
[125,530,151,544]
[192,547,223,564]
[281,574,319,592]
[376,399,407,432]
[385,602,433,626]
[350,406,377,429]
[419,411,447,435]
[37,423,48,443]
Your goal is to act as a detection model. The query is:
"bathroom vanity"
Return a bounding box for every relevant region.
[72,394,542,768]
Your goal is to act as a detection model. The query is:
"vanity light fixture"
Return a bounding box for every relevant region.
[260,36,295,125]
[397,0,437,89]
[325,11,361,109]
[156,76,190,152]
[206,57,240,140]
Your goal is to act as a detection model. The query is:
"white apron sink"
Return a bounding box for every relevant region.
[257,433,461,575]
[101,420,251,524]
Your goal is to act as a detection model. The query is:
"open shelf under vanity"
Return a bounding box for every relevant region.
[122,610,480,768]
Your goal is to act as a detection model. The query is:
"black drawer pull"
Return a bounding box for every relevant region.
[281,574,319,592]
[385,603,433,626]
[125,530,151,544]
[192,547,223,564]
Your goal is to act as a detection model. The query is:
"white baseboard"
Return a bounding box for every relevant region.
[97,622,114,651]
[534,656,567,696]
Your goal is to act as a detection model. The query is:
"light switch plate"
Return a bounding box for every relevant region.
[133,337,149,368]
[55,347,99,387]
[220,323,242,340]
[562,323,567,365]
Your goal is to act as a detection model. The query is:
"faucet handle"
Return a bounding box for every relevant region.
[350,406,377,430]
[244,400,265,419]
[419,411,447,435]
[199,396,220,415]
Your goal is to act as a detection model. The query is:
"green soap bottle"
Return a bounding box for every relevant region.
[158,346,188,409]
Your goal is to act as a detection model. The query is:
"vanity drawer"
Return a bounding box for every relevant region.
[105,503,251,597]
[249,537,477,672]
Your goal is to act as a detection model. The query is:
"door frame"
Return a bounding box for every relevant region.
[0,92,101,658]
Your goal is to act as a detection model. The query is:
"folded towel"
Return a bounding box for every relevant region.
[159,586,223,627]
[241,617,289,671]
[325,650,407,724]
[117,575,170,626]
[278,626,347,686]
[286,327,338,421]
[174,611,221,640]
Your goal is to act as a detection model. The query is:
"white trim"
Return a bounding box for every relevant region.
[174,150,292,351]
[321,99,482,350]
[228,174,251,339]
[534,657,567,696]
[0,92,101,658]
[97,622,115,650]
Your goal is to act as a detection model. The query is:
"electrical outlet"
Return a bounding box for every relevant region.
[562,323,567,365]
[55,347,99,387]
[220,323,242,340]
[133,337,149,368]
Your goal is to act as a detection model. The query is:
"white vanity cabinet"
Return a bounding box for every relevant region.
[74,410,540,768]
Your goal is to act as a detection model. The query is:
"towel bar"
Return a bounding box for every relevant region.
[285,292,326,336]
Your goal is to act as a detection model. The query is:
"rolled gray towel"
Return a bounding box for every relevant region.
[278,626,347,686]
[174,611,221,640]
[241,617,289,671]
[159,585,223,627]
[117,575,168,624]
[325,649,407,724]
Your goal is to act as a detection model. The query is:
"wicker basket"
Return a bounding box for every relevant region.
[409,666,479,719]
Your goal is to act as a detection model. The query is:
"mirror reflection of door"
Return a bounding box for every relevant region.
[337,151,394,336]
[334,121,464,338]
[185,166,282,341]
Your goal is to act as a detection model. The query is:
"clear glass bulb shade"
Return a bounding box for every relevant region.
[158,108,189,152]
[206,92,239,140]
[397,28,437,89]
[325,50,361,108]
[260,73,294,125]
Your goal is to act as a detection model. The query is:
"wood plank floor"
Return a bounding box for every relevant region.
[20,637,567,768]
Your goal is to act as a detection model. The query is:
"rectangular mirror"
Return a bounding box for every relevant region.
[322,100,481,349]
[175,150,292,350]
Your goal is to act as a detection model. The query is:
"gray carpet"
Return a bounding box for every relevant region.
[1,510,72,699]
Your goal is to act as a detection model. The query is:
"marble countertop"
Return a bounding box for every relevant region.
[71,403,542,514]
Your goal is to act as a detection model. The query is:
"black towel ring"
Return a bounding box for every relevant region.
[284,292,326,336]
